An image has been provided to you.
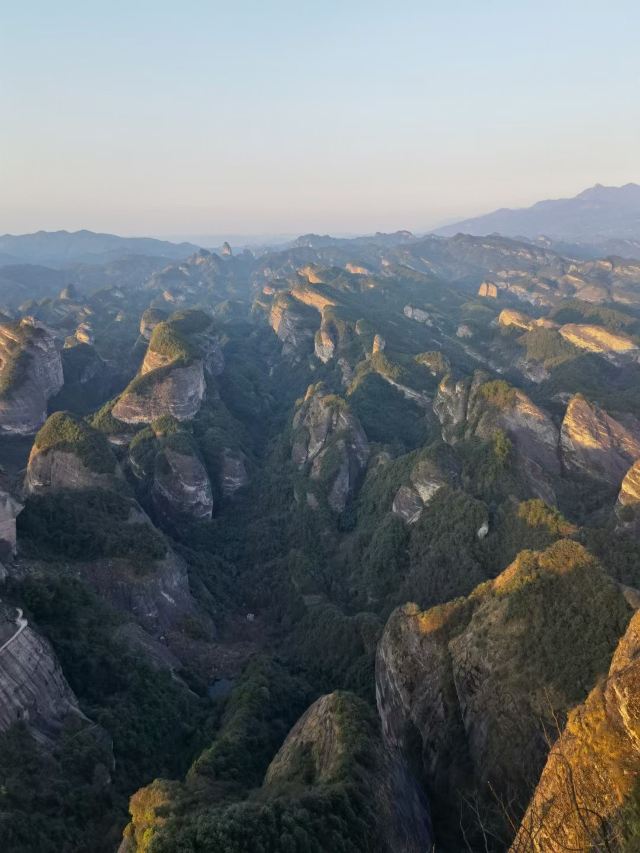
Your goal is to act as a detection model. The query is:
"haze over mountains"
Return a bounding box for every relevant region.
[436,182,640,250]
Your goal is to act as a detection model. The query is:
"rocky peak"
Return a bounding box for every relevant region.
[25,411,122,495]
[376,540,631,846]
[292,385,369,512]
[0,318,63,434]
[560,394,640,485]
[511,609,640,851]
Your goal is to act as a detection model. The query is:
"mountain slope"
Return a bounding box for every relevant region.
[435,183,640,243]
[0,229,200,267]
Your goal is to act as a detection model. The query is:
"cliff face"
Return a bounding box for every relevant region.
[264,691,432,853]
[376,540,631,844]
[0,318,63,435]
[558,322,639,358]
[25,411,122,495]
[511,610,640,852]
[560,394,640,485]
[112,360,206,424]
[0,484,22,556]
[0,601,86,740]
[392,458,447,524]
[268,293,315,358]
[220,448,249,497]
[292,385,369,512]
[434,371,560,497]
[151,447,213,523]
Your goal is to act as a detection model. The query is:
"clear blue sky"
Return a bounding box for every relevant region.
[1,0,638,238]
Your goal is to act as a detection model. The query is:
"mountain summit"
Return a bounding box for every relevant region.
[434,182,640,243]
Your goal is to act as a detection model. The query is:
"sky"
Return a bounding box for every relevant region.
[1,0,639,239]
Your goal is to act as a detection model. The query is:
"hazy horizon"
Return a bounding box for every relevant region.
[2,1,639,237]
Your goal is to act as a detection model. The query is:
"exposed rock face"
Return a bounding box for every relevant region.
[314,323,336,363]
[139,308,168,340]
[26,448,122,495]
[268,293,315,358]
[434,371,560,494]
[220,448,249,497]
[152,448,213,523]
[499,308,536,331]
[456,323,473,338]
[511,610,640,852]
[0,483,22,556]
[619,458,640,506]
[376,541,630,845]
[560,394,640,485]
[25,411,122,495]
[478,281,498,298]
[264,692,432,853]
[0,601,85,739]
[403,305,433,325]
[392,485,423,524]
[112,360,206,424]
[292,385,369,512]
[0,318,63,434]
[559,322,639,357]
[76,541,206,638]
[392,459,447,524]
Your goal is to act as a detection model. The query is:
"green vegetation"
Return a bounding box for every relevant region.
[124,691,390,853]
[0,322,34,398]
[477,378,517,409]
[17,489,166,562]
[35,411,116,474]
[521,326,579,368]
[90,398,132,436]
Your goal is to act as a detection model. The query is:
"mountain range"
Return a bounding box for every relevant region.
[435,182,640,247]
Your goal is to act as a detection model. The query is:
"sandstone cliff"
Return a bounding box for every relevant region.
[292,385,369,512]
[264,691,432,853]
[25,411,123,495]
[558,322,639,358]
[560,394,640,485]
[511,609,640,852]
[0,600,86,740]
[0,318,63,434]
[434,371,559,499]
[376,540,631,845]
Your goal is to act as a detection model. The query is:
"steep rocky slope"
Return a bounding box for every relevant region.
[112,310,220,425]
[0,600,87,740]
[511,609,640,851]
[25,411,123,494]
[292,384,369,512]
[0,318,63,434]
[560,394,640,485]
[376,540,631,846]
[434,371,559,500]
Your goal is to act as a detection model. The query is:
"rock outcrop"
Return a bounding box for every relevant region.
[559,323,639,358]
[220,448,249,497]
[434,371,560,497]
[113,311,220,425]
[403,305,433,325]
[264,691,432,853]
[151,447,213,523]
[26,411,123,495]
[392,458,447,524]
[292,385,369,512]
[0,600,86,740]
[511,609,640,852]
[560,394,640,485]
[0,480,22,557]
[113,360,205,424]
[478,281,498,298]
[268,292,316,358]
[0,318,63,434]
[376,540,631,845]
[139,307,168,340]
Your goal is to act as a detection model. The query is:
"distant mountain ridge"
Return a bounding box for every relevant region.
[0,229,200,268]
[434,182,640,244]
